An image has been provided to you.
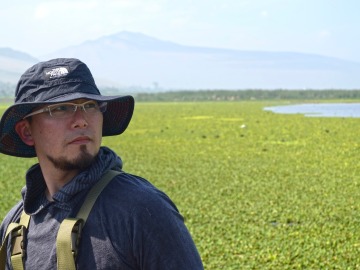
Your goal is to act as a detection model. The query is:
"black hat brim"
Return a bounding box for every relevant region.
[0,94,134,158]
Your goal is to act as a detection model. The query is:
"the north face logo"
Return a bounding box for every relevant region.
[44,66,69,79]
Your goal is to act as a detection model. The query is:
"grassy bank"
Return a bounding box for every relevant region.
[0,101,359,269]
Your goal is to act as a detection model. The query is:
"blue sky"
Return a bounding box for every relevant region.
[1,0,359,62]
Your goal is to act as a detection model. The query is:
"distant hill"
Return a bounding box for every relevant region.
[0,48,38,84]
[1,32,360,91]
[40,31,360,90]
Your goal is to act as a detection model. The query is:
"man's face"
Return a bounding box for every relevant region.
[24,99,104,171]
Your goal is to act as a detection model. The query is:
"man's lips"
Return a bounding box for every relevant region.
[69,136,92,144]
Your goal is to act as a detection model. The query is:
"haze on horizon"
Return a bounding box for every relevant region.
[1,0,360,63]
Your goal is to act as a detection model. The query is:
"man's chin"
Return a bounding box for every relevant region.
[47,146,97,171]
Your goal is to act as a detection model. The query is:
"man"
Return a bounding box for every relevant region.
[0,58,203,269]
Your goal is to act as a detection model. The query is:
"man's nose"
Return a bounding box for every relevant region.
[71,108,88,128]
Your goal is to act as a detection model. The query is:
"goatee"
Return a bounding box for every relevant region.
[46,145,96,171]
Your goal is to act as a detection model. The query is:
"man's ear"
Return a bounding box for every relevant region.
[15,120,35,146]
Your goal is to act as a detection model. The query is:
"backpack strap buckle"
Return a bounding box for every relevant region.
[10,225,27,258]
[71,219,83,258]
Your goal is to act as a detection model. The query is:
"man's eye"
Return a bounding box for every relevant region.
[53,105,72,112]
[84,102,97,109]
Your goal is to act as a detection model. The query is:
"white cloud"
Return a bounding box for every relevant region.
[260,10,269,18]
[33,0,104,17]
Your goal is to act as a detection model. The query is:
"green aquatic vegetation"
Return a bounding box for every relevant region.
[0,101,359,269]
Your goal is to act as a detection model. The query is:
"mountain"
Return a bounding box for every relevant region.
[0,48,39,84]
[2,32,360,90]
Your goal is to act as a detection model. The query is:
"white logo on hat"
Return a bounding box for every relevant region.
[44,67,69,79]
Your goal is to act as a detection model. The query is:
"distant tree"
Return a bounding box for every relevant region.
[134,89,360,102]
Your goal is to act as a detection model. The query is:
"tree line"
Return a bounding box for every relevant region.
[134,89,360,102]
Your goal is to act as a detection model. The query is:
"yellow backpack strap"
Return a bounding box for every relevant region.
[0,223,22,270]
[76,170,122,221]
[0,211,30,270]
[56,218,83,270]
[56,170,121,270]
[10,211,30,270]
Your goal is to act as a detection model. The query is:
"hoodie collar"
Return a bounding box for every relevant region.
[22,146,122,215]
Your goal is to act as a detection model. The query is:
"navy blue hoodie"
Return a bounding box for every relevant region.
[0,147,203,269]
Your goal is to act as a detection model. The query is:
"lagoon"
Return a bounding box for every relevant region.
[264,103,360,118]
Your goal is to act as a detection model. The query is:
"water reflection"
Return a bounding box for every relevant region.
[264,103,360,118]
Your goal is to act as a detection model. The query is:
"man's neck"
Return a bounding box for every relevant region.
[40,164,80,199]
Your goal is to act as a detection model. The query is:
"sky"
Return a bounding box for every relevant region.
[1,0,360,62]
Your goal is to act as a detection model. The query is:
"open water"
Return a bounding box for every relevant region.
[264,103,360,118]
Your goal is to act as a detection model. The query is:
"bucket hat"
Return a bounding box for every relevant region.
[0,58,134,158]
